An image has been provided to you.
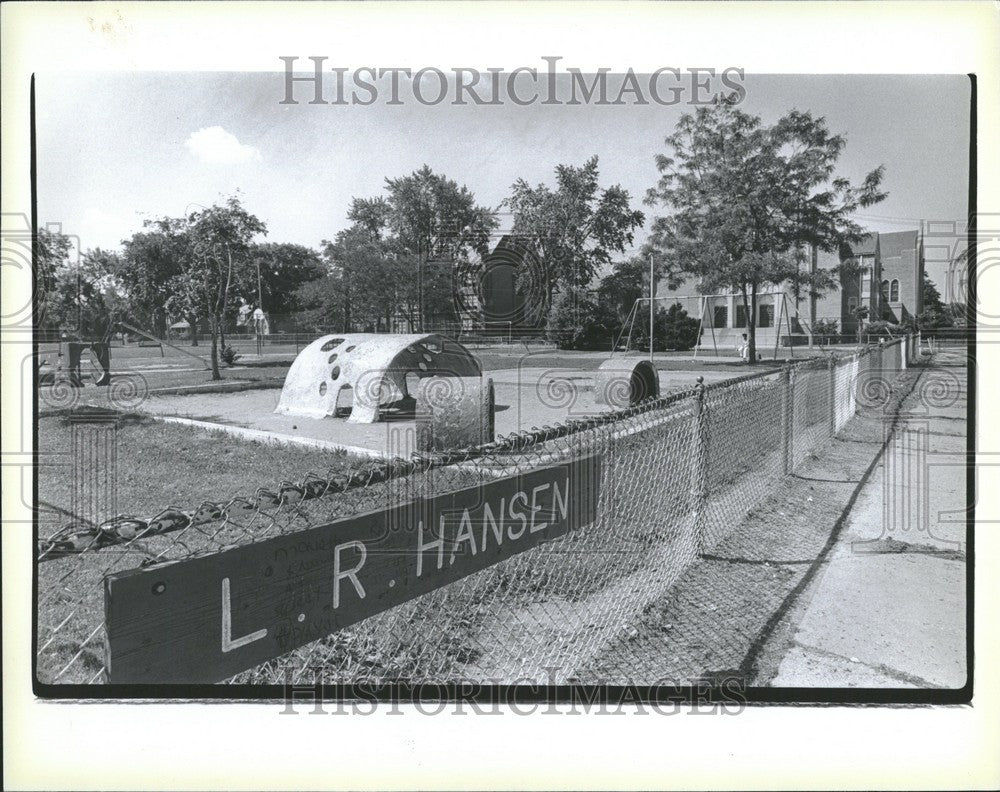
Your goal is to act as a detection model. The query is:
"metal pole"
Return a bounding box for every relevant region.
[781,362,794,475]
[773,293,785,361]
[649,254,655,363]
[828,354,837,436]
[691,376,709,553]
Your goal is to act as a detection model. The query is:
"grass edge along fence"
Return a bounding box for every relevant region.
[36,337,914,685]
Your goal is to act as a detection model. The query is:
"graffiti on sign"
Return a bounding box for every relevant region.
[104,456,601,683]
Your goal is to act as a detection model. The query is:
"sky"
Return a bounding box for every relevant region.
[36,72,971,289]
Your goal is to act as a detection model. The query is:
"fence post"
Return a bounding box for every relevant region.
[691,377,709,554]
[781,362,794,475]
[828,354,837,437]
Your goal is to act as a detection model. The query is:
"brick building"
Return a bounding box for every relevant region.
[656,229,925,350]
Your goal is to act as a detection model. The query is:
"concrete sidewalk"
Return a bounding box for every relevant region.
[765,349,969,688]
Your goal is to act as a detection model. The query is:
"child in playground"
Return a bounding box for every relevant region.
[739,333,749,361]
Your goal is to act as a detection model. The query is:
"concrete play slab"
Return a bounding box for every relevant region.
[135,366,746,458]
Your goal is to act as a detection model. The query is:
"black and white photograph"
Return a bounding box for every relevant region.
[3,2,998,790]
[29,67,973,691]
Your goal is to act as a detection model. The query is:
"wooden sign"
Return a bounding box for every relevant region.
[104,456,601,683]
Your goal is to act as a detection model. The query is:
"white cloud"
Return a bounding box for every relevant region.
[184,126,261,165]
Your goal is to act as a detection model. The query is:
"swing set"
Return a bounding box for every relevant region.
[613,291,801,361]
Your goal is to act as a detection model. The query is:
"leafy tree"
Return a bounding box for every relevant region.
[295,272,348,331]
[347,197,392,242]
[916,273,954,331]
[34,228,74,331]
[546,287,616,350]
[301,226,417,333]
[598,257,648,329]
[38,241,124,339]
[120,219,192,340]
[166,196,267,379]
[645,94,887,364]
[350,167,498,329]
[248,242,325,326]
[921,271,947,313]
[508,156,645,309]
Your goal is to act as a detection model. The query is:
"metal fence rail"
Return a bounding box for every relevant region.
[35,338,913,685]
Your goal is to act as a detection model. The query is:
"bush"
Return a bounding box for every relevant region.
[811,318,839,339]
[917,308,955,331]
[863,320,905,339]
[627,302,701,352]
[220,344,242,366]
[660,302,700,351]
[546,288,616,350]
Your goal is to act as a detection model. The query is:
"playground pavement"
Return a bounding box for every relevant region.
[126,366,743,457]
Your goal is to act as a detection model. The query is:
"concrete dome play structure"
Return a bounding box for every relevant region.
[275,333,482,423]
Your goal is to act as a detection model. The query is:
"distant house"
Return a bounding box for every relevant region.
[656,229,926,349]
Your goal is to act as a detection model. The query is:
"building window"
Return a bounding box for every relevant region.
[735,305,747,328]
[890,279,899,302]
[848,296,858,314]
[880,279,890,301]
[758,304,774,328]
[713,305,728,329]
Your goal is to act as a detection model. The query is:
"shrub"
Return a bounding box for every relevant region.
[917,308,955,331]
[811,318,839,339]
[546,288,616,350]
[221,344,242,366]
[864,320,905,339]
[660,302,700,351]
[628,302,701,352]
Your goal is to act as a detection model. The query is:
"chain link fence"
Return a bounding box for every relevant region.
[36,338,914,685]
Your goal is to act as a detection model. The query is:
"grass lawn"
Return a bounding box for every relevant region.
[36,413,360,524]
[36,412,370,684]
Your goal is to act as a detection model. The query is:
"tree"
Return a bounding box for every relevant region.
[120,219,192,340]
[166,196,267,379]
[598,257,648,330]
[295,271,348,331]
[645,95,887,364]
[546,287,616,350]
[917,271,953,331]
[34,228,74,331]
[350,167,498,329]
[313,226,405,332]
[921,270,946,312]
[508,156,645,310]
[248,242,325,327]
[37,239,123,339]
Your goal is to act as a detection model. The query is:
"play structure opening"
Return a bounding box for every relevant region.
[275,333,482,423]
[593,358,660,408]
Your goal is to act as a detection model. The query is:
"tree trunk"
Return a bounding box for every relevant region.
[748,282,758,365]
[209,315,221,381]
[187,313,198,346]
